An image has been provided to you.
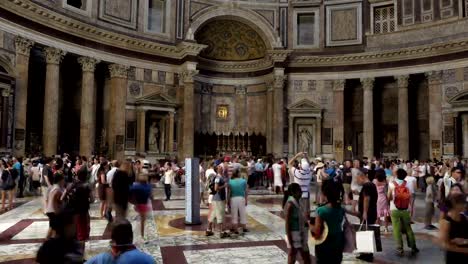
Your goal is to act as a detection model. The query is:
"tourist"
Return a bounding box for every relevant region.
[439,167,464,219]
[284,183,310,264]
[36,211,83,264]
[373,169,390,232]
[404,166,417,221]
[272,159,283,194]
[437,193,468,263]
[247,157,255,187]
[206,165,229,238]
[97,161,109,219]
[86,220,155,264]
[162,161,175,201]
[343,160,353,204]
[310,181,345,264]
[199,160,207,205]
[254,158,264,189]
[1,160,16,211]
[388,169,418,257]
[314,162,326,204]
[424,176,438,230]
[228,168,248,234]
[356,169,378,262]
[105,160,119,222]
[439,183,465,220]
[130,174,152,239]
[41,157,54,214]
[419,160,430,192]
[29,160,42,195]
[264,157,273,190]
[68,169,93,254]
[350,159,363,211]
[90,157,100,200]
[288,152,312,218]
[12,157,25,198]
[46,173,65,239]
[112,161,131,220]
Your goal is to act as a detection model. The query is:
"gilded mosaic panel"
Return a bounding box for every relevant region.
[195,20,267,61]
[330,8,357,41]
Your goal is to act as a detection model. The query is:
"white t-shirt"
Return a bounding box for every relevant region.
[404,176,416,194]
[272,163,283,187]
[164,170,175,185]
[419,165,428,177]
[205,168,216,179]
[388,179,410,211]
[292,167,311,198]
[91,164,100,183]
[106,167,117,187]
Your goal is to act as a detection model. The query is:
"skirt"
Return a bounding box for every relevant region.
[97,183,108,201]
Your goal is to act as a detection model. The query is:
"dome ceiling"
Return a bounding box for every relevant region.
[195,20,267,61]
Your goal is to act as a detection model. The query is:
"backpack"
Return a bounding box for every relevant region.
[2,170,15,189]
[393,180,411,210]
[208,176,217,195]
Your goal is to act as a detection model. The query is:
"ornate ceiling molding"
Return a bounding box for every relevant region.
[1,0,205,60]
[290,38,468,67]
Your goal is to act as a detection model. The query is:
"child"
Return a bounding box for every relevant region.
[130,175,152,239]
[424,176,437,230]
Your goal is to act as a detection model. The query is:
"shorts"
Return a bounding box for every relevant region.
[285,231,309,250]
[135,204,151,214]
[343,183,351,195]
[299,197,310,218]
[74,213,90,241]
[209,200,226,223]
[230,197,247,225]
[46,212,60,230]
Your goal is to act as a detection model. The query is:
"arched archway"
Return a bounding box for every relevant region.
[187,6,280,49]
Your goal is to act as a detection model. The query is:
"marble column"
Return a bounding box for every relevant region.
[168,111,174,153]
[235,85,247,129]
[315,117,322,156]
[159,117,166,153]
[136,109,146,154]
[361,77,375,159]
[108,64,128,160]
[181,69,198,158]
[333,80,345,162]
[462,114,468,159]
[78,57,99,156]
[43,47,66,156]
[266,84,274,154]
[425,71,443,160]
[273,71,286,157]
[13,36,34,156]
[201,84,212,132]
[288,116,294,158]
[396,75,409,160]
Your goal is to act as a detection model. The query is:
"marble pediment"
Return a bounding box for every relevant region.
[135,92,177,108]
[449,90,468,106]
[287,99,322,114]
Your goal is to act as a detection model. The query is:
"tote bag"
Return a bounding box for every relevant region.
[355,221,377,253]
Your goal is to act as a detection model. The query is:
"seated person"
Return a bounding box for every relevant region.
[86,219,154,264]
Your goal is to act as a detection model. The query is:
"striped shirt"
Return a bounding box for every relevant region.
[292,167,311,198]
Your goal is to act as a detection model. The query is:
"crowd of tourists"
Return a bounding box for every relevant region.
[0,152,467,263]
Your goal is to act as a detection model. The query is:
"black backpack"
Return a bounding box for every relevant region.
[209,176,217,195]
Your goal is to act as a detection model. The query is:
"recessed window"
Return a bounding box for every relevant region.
[297,14,315,45]
[62,0,91,16]
[148,0,166,33]
[67,0,85,9]
[373,5,396,34]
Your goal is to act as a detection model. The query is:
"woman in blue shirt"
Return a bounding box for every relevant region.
[228,169,248,234]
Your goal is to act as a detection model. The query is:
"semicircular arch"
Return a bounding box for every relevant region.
[187,6,280,50]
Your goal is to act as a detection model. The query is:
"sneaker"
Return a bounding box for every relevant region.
[220,232,230,238]
[243,228,250,233]
[356,253,374,262]
[205,230,214,237]
[411,248,420,256]
[395,249,404,257]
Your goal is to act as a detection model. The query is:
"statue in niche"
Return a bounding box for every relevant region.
[298,127,313,154]
[148,122,160,152]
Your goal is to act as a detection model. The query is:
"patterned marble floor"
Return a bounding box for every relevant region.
[0,187,445,263]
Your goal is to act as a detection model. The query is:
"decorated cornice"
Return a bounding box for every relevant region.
[44,47,66,64]
[1,0,205,60]
[197,57,274,73]
[77,57,100,72]
[267,50,292,63]
[14,36,33,56]
[290,38,468,68]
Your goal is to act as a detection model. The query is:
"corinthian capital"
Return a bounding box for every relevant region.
[235,85,246,95]
[14,36,34,56]
[425,71,442,84]
[395,75,409,88]
[333,79,345,91]
[44,47,66,64]
[360,77,374,91]
[181,69,198,83]
[274,75,287,88]
[78,57,100,72]
[109,64,129,78]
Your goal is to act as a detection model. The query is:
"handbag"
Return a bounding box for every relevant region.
[342,214,356,253]
[355,221,377,253]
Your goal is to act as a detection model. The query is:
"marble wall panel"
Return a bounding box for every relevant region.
[98,0,138,29]
[246,95,267,135]
[326,3,362,46]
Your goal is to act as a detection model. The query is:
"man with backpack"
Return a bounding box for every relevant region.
[387,169,419,257]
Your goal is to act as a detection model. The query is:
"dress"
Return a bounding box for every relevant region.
[373,179,389,218]
[315,205,345,264]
